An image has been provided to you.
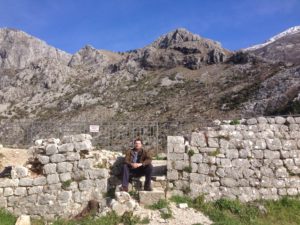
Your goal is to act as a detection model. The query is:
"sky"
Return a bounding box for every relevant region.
[0,0,299,54]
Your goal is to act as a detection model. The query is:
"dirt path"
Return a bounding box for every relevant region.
[0,147,29,170]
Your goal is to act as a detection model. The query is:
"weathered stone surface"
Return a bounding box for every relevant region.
[58,143,74,153]
[57,162,73,173]
[247,118,258,125]
[77,159,93,170]
[37,155,50,165]
[74,140,92,151]
[47,174,60,184]
[265,138,282,150]
[33,177,47,186]
[65,152,80,161]
[15,215,31,225]
[190,132,207,147]
[167,170,178,180]
[139,189,165,205]
[11,166,28,179]
[14,187,27,196]
[43,163,57,174]
[115,191,131,203]
[275,116,286,124]
[167,136,184,144]
[19,178,33,186]
[50,154,66,163]
[3,188,13,197]
[0,179,19,187]
[45,144,58,155]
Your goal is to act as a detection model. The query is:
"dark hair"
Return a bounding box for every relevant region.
[134,138,143,144]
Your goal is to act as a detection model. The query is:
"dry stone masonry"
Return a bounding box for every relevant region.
[167,116,300,201]
[0,134,122,220]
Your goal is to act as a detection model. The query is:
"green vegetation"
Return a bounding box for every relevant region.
[170,195,300,225]
[183,166,192,173]
[0,208,16,225]
[30,211,148,225]
[61,179,73,189]
[208,148,221,157]
[230,119,240,125]
[187,149,195,157]
[148,199,172,219]
[217,135,230,141]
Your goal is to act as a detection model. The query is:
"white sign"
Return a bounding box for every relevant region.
[89,125,99,133]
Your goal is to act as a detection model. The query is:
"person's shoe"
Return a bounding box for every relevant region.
[119,186,128,192]
[0,166,12,178]
[144,186,153,191]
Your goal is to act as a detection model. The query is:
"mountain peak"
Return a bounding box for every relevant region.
[244,25,300,51]
[150,28,203,48]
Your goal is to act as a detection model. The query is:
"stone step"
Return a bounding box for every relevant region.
[131,176,167,190]
[152,160,167,176]
[139,188,165,206]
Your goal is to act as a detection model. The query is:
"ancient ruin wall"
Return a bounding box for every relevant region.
[167,116,300,201]
[0,134,122,220]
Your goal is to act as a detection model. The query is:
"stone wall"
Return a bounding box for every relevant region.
[167,116,300,201]
[0,134,122,220]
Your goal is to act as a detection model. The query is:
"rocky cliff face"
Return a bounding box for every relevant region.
[0,28,71,69]
[0,27,299,130]
[244,26,300,66]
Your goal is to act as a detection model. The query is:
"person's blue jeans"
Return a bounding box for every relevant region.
[122,164,153,188]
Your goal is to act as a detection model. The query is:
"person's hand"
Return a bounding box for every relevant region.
[131,163,143,168]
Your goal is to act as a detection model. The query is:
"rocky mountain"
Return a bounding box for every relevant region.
[244,26,300,66]
[0,26,299,146]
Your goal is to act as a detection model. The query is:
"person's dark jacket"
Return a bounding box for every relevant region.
[124,148,152,166]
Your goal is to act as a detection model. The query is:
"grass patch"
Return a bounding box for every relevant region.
[230,119,240,125]
[148,199,172,220]
[187,149,195,157]
[183,166,192,173]
[0,208,16,225]
[32,211,148,225]
[61,179,72,189]
[208,148,221,157]
[170,195,300,225]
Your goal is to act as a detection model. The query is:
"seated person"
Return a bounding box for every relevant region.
[120,138,153,192]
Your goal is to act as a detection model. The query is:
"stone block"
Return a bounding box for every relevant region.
[47,174,60,184]
[65,152,80,161]
[168,143,185,153]
[0,179,19,188]
[247,118,257,125]
[77,159,93,170]
[190,132,207,147]
[275,116,286,124]
[19,178,33,186]
[167,170,178,180]
[11,166,28,179]
[266,138,282,150]
[50,154,65,163]
[167,136,184,144]
[74,140,92,151]
[59,173,72,182]
[14,187,27,196]
[139,189,165,206]
[58,143,74,153]
[37,155,49,165]
[3,188,13,197]
[208,138,219,148]
[45,144,58,155]
[78,180,94,191]
[264,150,280,159]
[43,163,57,174]
[57,162,73,173]
[33,177,47,186]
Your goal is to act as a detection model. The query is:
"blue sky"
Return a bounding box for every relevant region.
[0,0,299,53]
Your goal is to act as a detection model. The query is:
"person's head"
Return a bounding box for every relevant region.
[134,138,143,150]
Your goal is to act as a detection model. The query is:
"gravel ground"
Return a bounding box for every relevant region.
[133,202,212,225]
